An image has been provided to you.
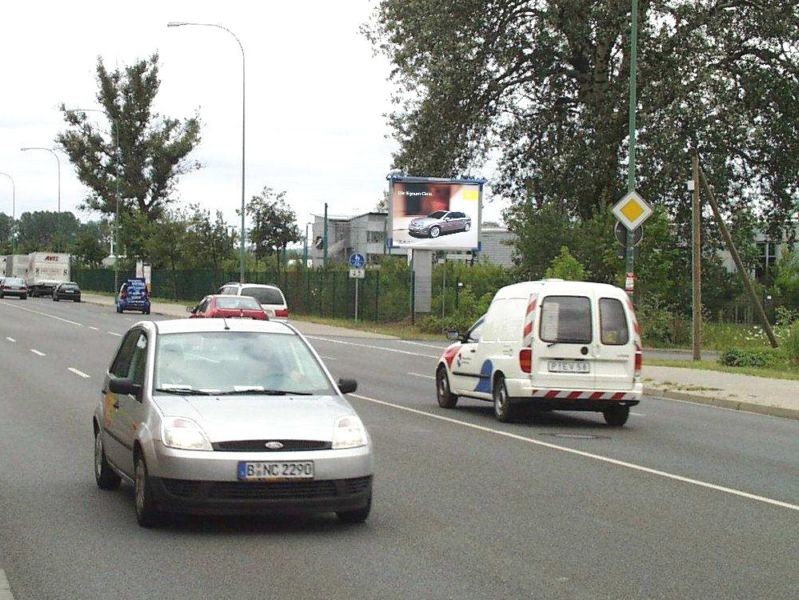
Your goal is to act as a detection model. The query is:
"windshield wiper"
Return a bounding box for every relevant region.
[154,387,218,396]
[214,389,313,396]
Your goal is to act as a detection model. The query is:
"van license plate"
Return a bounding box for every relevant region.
[238,461,314,481]
[548,360,590,373]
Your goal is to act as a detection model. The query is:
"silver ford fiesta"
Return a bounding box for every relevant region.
[93,318,373,527]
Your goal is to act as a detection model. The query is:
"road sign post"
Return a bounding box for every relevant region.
[612,190,652,297]
[348,253,366,321]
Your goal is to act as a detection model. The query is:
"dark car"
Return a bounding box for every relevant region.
[408,211,472,239]
[53,281,82,302]
[188,294,268,320]
[116,278,151,314]
[0,277,28,300]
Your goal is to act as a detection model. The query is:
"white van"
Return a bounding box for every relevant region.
[435,280,642,426]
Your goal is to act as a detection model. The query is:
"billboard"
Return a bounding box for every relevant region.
[388,176,483,250]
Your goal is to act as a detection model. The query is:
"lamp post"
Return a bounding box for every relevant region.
[0,171,15,253]
[65,107,121,292]
[168,21,246,283]
[20,147,60,212]
[625,0,639,298]
[303,221,312,269]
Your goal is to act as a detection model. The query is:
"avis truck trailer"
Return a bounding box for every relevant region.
[26,253,71,297]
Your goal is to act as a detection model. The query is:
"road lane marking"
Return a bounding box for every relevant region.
[630,412,645,417]
[350,393,799,513]
[398,340,448,350]
[108,331,122,337]
[89,326,99,331]
[409,372,435,380]
[306,336,439,359]
[0,568,17,600]
[5,337,14,343]
[30,349,46,357]
[318,355,336,360]
[68,368,91,378]
[0,302,84,326]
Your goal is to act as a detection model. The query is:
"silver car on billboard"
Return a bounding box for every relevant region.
[408,210,472,238]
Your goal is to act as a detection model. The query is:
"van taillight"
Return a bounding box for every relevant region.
[635,347,642,378]
[519,348,532,373]
[275,309,289,318]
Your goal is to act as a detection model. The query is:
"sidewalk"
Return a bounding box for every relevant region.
[86,293,799,421]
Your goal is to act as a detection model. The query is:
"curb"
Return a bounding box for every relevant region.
[643,386,799,421]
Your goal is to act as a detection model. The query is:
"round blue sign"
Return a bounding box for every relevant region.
[349,253,366,268]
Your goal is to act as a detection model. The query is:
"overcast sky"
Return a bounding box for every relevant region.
[0,1,506,242]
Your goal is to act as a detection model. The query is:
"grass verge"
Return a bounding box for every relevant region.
[647,358,799,381]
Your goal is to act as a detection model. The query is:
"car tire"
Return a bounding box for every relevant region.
[436,366,458,409]
[116,305,122,313]
[53,296,59,301]
[75,298,81,303]
[94,430,121,490]
[493,374,518,423]
[464,222,471,232]
[21,295,27,300]
[429,226,441,238]
[337,494,371,524]
[603,405,630,427]
[134,453,163,528]
[144,308,150,315]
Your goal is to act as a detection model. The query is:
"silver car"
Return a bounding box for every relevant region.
[408,210,472,238]
[93,318,373,527]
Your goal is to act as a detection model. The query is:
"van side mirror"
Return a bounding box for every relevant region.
[337,378,358,394]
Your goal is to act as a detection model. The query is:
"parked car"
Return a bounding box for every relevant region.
[408,210,472,238]
[116,278,150,314]
[0,277,28,300]
[188,294,268,320]
[435,280,642,426]
[52,281,82,302]
[92,318,372,527]
[217,282,289,320]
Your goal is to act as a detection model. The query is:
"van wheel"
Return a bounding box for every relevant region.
[603,405,630,427]
[493,375,518,422]
[436,366,458,409]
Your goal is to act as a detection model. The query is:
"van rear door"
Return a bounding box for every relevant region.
[592,296,635,391]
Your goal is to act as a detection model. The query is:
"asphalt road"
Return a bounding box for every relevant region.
[0,298,797,600]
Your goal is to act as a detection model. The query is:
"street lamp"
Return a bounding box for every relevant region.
[65,107,122,292]
[303,221,313,268]
[20,147,60,212]
[168,21,246,283]
[0,171,15,253]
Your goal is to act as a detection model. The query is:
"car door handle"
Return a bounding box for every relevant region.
[469,348,476,353]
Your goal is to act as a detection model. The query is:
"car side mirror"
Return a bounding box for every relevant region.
[186,306,196,314]
[337,378,357,395]
[108,377,142,399]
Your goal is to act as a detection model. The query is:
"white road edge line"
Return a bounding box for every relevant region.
[306,336,439,359]
[5,337,14,343]
[350,392,799,513]
[398,340,449,350]
[0,302,84,326]
[0,568,16,600]
[408,372,436,380]
[30,349,46,357]
[108,331,122,337]
[68,367,91,379]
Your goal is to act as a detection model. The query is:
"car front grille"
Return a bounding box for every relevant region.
[212,440,332,452]
[160,476,372,502]
[162,478,202,498]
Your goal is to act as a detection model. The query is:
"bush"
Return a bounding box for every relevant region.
[718,347,782,368]
[785,320,799,365]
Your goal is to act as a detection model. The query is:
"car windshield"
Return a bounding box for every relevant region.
[216,296,261,310]
[5,278,24,285]
[154,331,333,396]
[241,286,284,305]
[428,211,447,219]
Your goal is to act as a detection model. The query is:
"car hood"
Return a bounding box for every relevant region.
[410,217,438,226]
[153,394,354,442]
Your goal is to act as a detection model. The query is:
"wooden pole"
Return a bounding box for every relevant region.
[692,155,702,360]
[698,166,779,348]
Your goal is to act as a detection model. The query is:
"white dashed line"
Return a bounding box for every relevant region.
[630,412,646,417]
[409,372,435,380]
[68,368,91,379]
[0,568,17,600]
[398,340,449,350]
[350,393,799,513]
[306,336,439,359]
[89,326,99,331]
[30,349,46,357]
[5,337,15,343]
[108,331,122,337]
[0,302,83,326]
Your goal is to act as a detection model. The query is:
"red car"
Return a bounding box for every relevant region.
[188,294,268,320]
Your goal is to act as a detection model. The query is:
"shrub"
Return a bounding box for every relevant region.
[785,320,799,365]
[718,347,782,368]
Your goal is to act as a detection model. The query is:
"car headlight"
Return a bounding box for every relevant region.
[332,415,367,449]
[161,417,213,451]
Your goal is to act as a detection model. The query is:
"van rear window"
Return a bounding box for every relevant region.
[539,296,592,344]
[241,286,284,305]
[599,298,629,345]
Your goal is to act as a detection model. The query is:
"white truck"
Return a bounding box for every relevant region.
[5,254,29,279]
[26,253,71,297]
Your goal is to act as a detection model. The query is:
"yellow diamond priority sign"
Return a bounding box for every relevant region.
[612,190,652,231]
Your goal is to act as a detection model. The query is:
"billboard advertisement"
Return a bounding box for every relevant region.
[389,176,483,250]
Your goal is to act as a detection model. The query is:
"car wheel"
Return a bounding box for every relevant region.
[337,494,371,524]
[429,226,441,238]
[53,296,59,301]
[603,405,630,427]
[75,298,81,303]
[436,366,458,409]
[21,295,27,300]
[94,430,121,490]
[493,374,518,423]
[144,308,150,315]
[116,305,122,313]
[134,453,163,528]
[464,222,471,232]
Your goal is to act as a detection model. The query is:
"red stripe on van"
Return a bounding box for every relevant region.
[567,391,583,400]
[611,392,626,400]
[590,392,605,400]
[522,322,533,338]
[545,390,560,399]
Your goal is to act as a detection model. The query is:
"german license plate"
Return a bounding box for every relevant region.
[237,461,314,481]
[548,360,590,373]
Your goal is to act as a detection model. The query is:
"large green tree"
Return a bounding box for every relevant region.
[184,204,237,274]
[367,1,799,241]
[243,187,301,277]
[15,211,80,253]
[0,213,12,254]
[57,54,202,223]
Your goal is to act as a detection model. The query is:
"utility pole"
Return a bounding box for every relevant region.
[625,0,640,298]
[691,155,702,361]
[323,202,328,268]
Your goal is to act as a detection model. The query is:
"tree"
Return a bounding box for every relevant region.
[57,54,202,225]
[243,187,301,278]
[0,213,12,254]
[16,211,80,253]
[73,221,110,267]
[184,204,237,274]
[545,246,587,281]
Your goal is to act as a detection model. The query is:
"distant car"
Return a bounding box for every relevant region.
[92,318,372,527]
[0,277,28,300]
[116,278,151,314]
[188,294,268,320]
[217,282,289,320]
[408,211,472,239]
[52,281,82,302]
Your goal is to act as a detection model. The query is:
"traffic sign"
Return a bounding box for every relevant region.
[349,268,365,279]
[348,253,365,269]
[614,222,643,247]
[612,190,652,231]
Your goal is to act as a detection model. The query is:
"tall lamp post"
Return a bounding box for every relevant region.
[303,221,312,268]
[20,147,61,213]
[0,171,15,253]
[168,21,246,283]
[65,107,122,292]
[625,0,639,297]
